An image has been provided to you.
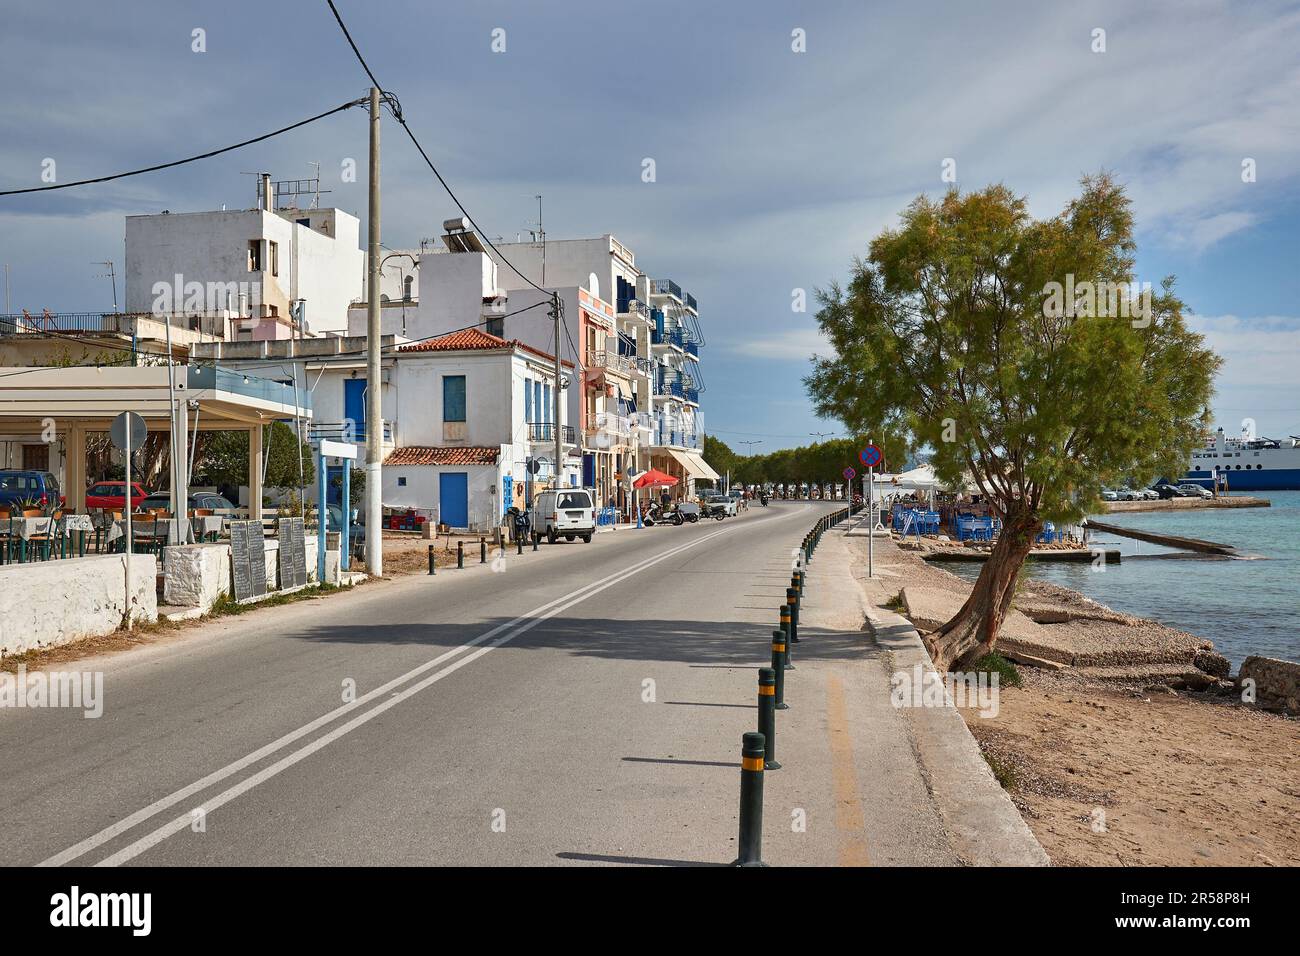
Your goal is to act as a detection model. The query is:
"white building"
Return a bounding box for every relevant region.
[125,180,364,340]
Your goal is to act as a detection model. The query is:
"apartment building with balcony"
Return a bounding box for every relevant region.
[484,235,716,501]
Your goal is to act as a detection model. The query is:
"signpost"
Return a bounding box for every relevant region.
[110,411,146,629]
[842,467,855,501]
[859,443,882,578]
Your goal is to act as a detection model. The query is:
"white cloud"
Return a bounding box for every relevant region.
[730,327,830,360]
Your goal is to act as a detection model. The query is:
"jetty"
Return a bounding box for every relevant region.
[1083,518,1238,556]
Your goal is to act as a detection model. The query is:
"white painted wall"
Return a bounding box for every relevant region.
[125,207,364,336]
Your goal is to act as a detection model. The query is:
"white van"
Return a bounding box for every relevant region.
[533,488,596,544]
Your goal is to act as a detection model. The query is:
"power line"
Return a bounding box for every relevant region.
[0,100,367,197]
[324,0,551,296]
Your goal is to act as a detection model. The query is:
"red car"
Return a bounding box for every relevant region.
[85,481,150,511]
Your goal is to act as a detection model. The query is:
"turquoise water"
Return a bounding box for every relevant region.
[948,492,1300,668]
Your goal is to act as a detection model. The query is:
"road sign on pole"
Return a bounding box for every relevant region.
[858,444,882,468]
[842,467,856,482]
[110,411,146,452]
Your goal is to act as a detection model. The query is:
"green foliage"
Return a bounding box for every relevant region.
[805,174,1221,524]
[193,422,315,490]
[970,652,1022,688]
[330,466,365,509]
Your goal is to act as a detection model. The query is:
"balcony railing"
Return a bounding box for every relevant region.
[651,278,683,301]
[684,340,699,358]
[651,327,685,349]
[526,422,576,444]
[686,292,698,312]
[686,387,700,404]
[617,299,648,319]
[653,380,685,400]
[589,350,635,375]
[309,419,391,443]
[0,311,229,339]
[190,365,312,411]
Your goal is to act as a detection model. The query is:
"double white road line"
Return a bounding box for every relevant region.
[42,523,755,867]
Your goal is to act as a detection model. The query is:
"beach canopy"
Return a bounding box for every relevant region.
[633,468,679,489]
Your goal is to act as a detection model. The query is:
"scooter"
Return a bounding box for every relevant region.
[759,494,769,507]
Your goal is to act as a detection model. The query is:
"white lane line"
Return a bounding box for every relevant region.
[41,526,731,868]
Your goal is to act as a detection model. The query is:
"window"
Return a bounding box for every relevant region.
[397,476,407,487]
[485,315,503,337]
[443,375,466,423]
[524,377,533,422]
[247,240,261,272]
[403,276,413,302]
[269,241,279,277]
[542,383,552,423]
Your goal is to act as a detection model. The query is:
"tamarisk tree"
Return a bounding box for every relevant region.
[806,175,1220,671]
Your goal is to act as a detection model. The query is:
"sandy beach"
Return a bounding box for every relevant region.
[846,530,1300,866]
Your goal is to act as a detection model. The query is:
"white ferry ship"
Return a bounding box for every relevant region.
[1184,427,1300,491]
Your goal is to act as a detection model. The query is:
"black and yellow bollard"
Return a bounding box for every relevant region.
[532,530,539,552]
[480,537,487,564]
[786,587,800,644]
[757,668,780,770]
[427,544,435,575]
[771,630,789,710]
[732,731,767,867]
[457,541,464,569]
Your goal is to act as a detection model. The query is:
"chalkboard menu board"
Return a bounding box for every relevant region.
[278,517,307,590]
[230,520,268,602]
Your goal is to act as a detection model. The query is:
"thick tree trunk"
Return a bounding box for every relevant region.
[924,509,1041,672]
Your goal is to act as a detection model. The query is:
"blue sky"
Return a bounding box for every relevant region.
[2,0,1298,448]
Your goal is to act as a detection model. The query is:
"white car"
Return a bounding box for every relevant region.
[702,493,737,517]
[1100,488,1118,502]
[1116,487,1143,501]
[532,488,596,544]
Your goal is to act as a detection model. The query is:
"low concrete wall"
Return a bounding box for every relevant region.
[1239,656,1300,714]
[161,535,328,614]
[0,554,157,657]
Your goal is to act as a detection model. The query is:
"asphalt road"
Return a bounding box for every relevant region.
[0,500,955,866]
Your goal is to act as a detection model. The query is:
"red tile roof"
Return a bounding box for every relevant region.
[398,327,574,368]
[398,328,510,352]
[384,446,500,466]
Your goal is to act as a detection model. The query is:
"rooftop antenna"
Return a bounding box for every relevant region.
[92,260,118,312]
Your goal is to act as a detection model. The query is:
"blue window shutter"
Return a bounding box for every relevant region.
[543,383,552,423]
[524,377,532,422]
[443,375,466,422]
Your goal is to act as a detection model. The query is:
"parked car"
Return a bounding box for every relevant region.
[1176,483,1213,499]
[0,470,63,510]
[532,488,596,544]
[1116,487,1142,501]
[1153,483,1185,499]
[1100,488,1119,502]
[701,493,737,517]
[137,492,238,513]
[85,480,150,511]
[1139,487,1160,500]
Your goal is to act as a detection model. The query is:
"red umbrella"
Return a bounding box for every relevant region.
[633,468,679,489]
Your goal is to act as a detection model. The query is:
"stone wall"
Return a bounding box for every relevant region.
[0,554,157,657]
[1239,656,1300,714]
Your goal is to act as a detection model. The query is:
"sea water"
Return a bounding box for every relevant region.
[947,491,1300,668]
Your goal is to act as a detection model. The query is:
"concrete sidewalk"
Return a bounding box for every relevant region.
[820,528,1050,866]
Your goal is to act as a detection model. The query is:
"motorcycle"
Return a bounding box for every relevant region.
[759,494,770,507]
[646,501,684,526]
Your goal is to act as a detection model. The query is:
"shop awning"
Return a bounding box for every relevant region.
[668,449,720,481]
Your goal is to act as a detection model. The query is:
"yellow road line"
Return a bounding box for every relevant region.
[826,674,871,866]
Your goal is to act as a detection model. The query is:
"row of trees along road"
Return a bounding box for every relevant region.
[702,434,907,492]
[803,174,1221,672]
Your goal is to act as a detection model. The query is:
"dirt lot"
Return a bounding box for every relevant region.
[963,672,1300,866]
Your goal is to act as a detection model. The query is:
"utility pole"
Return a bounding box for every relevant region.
[552,293,562,491]
[365,86,383,576]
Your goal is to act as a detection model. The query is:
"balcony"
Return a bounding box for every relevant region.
[526,422,576,445]
[309,419,392,443]
[686,292,698,312]
[653,380,685,401]
[650,278,683,301]
[651,327,685,350]
[684,340,699,359]
[588,349,635,376]
[1,311,229,342]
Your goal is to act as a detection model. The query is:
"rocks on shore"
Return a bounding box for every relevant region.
[1238,657,1300,715]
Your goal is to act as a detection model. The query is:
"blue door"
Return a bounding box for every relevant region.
[344,379,367,440]
[440,472,469,528]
